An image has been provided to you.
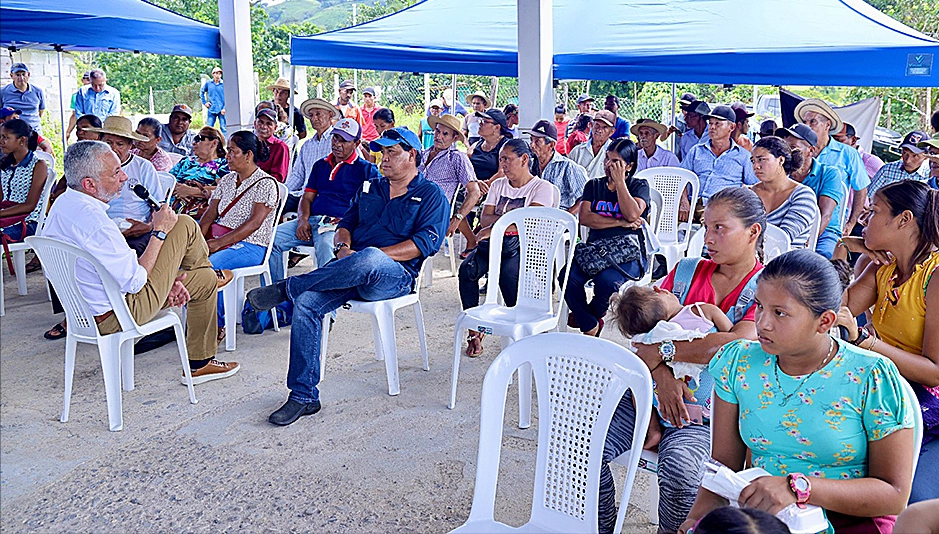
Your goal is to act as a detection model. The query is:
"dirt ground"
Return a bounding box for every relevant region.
[0,254,659,533]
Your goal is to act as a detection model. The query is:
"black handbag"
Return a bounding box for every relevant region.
[573,233,643,279]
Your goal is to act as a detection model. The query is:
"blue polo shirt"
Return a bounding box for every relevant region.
[612,116,631,140]
[816,138,870,193]
[800,159,848,238]
[74,85,121,121]
[305,154,380,218]
[338,173,450,278]
[0,83,45,131]
[681,139,757,201]
[200,80,225,113]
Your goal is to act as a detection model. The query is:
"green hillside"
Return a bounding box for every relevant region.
[264,0,382,29]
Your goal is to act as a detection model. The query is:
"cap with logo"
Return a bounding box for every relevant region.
[171,104,194,119]
[900,131,929,153]
[332,118,362,141]
[529,120,558,143]
[369,126,421,152]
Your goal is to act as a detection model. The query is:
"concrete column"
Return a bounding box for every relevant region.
[517,0,554,136]
[218,0,255,133]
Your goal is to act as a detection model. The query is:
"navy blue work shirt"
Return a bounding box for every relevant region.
[338,173,450,278]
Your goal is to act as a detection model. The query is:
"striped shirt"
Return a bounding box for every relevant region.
[681,140,757,201]
[764,183,818,248]
[868,160,928,199]
[541,154,589,210]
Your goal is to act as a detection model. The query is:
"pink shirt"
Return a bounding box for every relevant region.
[859,146,885,179]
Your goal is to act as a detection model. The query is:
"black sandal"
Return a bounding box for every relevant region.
[44,322,67,340]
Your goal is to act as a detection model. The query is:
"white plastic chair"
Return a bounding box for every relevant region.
[157,172,176,203]
[805,208,821,252]
[685,225,706,260]
[318,257,433,396]
[26,236,197,432]
[5,155,57,297]
[634,167,699,272]
[450,207,578,429]
[218,182,288,351]
[450,333,654,534]
[900,377,923,485]
[763,224,792,263]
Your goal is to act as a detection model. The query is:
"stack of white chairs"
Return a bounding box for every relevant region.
[634,167,699,273]
[450,333,653,534]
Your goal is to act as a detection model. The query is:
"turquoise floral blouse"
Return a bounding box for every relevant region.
[708,338,913,480]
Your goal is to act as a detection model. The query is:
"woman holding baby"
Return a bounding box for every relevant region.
[679,250,915,534]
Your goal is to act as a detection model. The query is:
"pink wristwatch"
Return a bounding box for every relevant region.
[788,472,812,509]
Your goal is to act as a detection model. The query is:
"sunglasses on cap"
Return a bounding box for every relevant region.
[193,134,217,143]
[382,129,414,150]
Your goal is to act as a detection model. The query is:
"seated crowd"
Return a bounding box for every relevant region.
[6,61,939,533]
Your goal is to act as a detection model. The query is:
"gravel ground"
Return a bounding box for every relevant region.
[1,254,659,533]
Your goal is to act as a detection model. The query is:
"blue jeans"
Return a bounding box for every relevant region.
[0,220,37,242]
[285,247,414,403]
[207,111,226,134]
[910,435,939,503]
[269,216,336,283]
[209,241,266,326]
[815,230,839,259]
[563,258,644,333]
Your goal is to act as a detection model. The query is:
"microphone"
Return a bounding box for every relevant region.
[132,184,163,212]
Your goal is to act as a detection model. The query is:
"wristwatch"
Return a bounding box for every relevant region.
[453,213,465,221]
[788,472,812,509]
[658,340,676,363]
[150,230,167,241]
[332,242,349,255]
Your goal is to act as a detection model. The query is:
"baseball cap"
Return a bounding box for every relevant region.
[339,79,356,91]
[212,67,222,74]
[332,118,362,142]
[703,105,735,123]
[593,110,617,127]
[900,131,929,153]
[362,87,376,96]
[170,104,193,119]
[840,122,857,138]
[369,126,421,152]
[689,100,710,116]
[775,124,819,147]
[255,107,278,122]
[576,94,595,105]
[0,107,19,119]
[428,98,443,109]
[917,137,939,151]
[758,119,778,137]
[678,92,697,107]
[530,120,558,143]
[475,109,512,137]
[10,63,28,74]
[82,71,91,80]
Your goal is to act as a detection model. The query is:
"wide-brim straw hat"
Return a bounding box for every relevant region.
[267,77,297,95]
[428,114,466,144]
[630,118,667,138]
[299,97,341,120]
[87,116,149,142]
[464,91,491,107]
[795,98,843,134]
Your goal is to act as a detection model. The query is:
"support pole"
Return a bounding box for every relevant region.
[218,0,256,133]
[517,0,555,136]
[56,49,67,151]
[670,82,677,153]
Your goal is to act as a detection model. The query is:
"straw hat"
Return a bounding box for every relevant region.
[87,116,148,142]
[428,114,466,144]
[465,91,491,107]
[267,77,297,95]
[299,97,340,120]
[795,98,843,134]
[630,118,667,138]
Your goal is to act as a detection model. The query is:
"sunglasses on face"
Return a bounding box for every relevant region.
[193,135,216,143]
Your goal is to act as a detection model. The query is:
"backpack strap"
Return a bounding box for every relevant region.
[671,257,703,305]
[727,267,763,324]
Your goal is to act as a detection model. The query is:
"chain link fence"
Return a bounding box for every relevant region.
[122,82,203,116]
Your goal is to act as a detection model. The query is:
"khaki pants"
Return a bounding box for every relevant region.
[97,215,218,361]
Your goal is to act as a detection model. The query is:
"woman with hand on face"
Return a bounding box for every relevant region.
[199,131,280,344]
[132,117,173,172]
[681,250,915,534]
[0,119,48,244]
[839,180,939,504]
[459,139,559,357]
[564,138,650,337]
[749,136,819,248]
[169,126,229,219]
[600,187,766,534]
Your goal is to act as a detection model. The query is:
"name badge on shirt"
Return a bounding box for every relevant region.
[363,182,371,194]
[411,197,422,202]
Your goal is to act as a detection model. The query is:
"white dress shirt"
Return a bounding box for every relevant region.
[106,154,164,224]
[286,127,334,196]
[43,188,148,315]
[568,138,611,179]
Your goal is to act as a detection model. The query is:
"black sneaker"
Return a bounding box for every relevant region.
[269,398,321,426]
[247,281,289,311]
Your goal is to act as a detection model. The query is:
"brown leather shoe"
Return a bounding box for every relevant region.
[215,269,234,289]
[182,359,240,385]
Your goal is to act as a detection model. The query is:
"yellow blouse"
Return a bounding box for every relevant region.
[872,251,939,355]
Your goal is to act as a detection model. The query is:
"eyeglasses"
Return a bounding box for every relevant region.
[382,129,414,151]
[193,135,216,143]
[480,119,498,126]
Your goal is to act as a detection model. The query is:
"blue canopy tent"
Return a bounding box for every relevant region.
[290,0,939,88]
[0,0,221,150]
[0,0,220,58]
